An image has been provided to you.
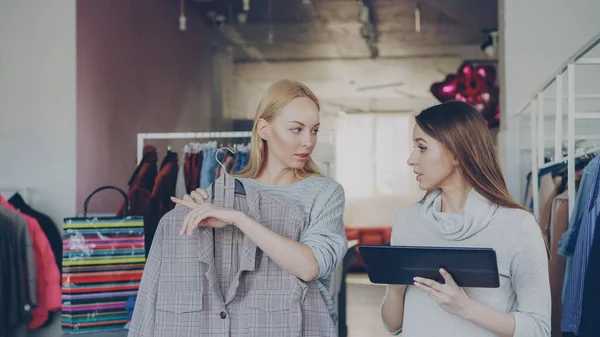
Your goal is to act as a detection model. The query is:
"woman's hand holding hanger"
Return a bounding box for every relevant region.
[171,188,245,235]
[170,187,321,282]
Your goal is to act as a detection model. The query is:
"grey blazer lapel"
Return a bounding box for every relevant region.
[196,173,235,304]
[223,176,261,305]
[239,185,260,274]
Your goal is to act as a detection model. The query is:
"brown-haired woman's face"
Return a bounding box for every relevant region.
[407,124,458,191]
[261,97,320,170]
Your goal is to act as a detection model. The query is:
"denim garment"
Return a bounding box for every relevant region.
[200,146,217,189]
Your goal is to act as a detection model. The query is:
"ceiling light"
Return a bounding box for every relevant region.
[237,12,248,24]
[414,5,421,33]
[179,0,186,31]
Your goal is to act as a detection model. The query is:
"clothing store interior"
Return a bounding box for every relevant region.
[2,0,600,337]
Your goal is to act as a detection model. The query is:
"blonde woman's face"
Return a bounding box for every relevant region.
[263,97,320,170]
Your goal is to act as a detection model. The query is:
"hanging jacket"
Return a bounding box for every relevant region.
[145,152,179,256]
[0,205,35,335]
[117,145,158,217]
[8,193,62,275]
[131,145,159,192]
[578,214,600,336]
[128,173,338,337]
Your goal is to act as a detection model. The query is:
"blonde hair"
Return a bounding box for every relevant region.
[236,79,322,179]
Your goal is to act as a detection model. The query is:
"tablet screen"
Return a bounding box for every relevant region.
[358,245,499,288]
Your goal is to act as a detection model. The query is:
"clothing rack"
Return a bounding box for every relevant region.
[137,132,252,164]
[538,146,600,170]
[515,36,600,220]
[137,130,337,178]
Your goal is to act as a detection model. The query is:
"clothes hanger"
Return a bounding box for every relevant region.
[214,147,246,196]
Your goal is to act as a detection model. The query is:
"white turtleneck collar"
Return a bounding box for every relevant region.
[421,188,499,241]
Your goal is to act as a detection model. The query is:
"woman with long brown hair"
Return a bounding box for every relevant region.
[381,101,550,337]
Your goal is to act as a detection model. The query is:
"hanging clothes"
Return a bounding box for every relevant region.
[578,213,600,336]
[155,150,179,213]
[0,204,35,336]
[524,162,568,210]
[200,146,217,189]
[175,148,187,199]
[125,139,250,255]
[175,140,250,194]
[132,145,159,192]
[8,193,63,328]
[8,193,62,275]
[558,157,600,256]
[548,192,569,337]
[561,156,600,335]
[145,150,179,256]
[539,174,562,239]
[117,145,158,217]
[234,144,250,173]
[0,197,61,330]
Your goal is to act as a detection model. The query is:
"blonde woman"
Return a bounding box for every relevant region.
[171,79,347,318]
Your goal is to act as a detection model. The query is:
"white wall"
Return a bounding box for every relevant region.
[0,2,76,336]
[500,0,600,198]
[0,1,77,224]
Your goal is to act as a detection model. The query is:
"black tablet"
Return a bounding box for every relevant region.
[358,245,500,288]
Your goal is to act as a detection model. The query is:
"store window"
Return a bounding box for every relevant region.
[335,112,413,200]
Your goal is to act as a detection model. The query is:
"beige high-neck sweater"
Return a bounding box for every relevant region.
[382,189,551,337]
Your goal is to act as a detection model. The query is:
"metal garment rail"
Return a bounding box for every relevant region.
[514,32,600,220]
[137,132,252,164]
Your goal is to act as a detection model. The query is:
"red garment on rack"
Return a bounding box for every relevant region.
[187,153,202,193]
[117,145,157,217]
[146,153,179,254]
[0,196,61,329]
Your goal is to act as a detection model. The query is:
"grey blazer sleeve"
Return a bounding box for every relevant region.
[128,219,164,337]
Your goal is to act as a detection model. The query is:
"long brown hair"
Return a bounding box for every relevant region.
[415,101,528,212]
[236,79,322,179]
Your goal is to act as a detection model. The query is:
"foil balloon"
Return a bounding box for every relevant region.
[430,74,459,102]
[430,61,500,128]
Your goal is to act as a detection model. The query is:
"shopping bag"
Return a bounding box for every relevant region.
[61,186,145,334]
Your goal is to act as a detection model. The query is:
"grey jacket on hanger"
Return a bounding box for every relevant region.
[128,173,338,337]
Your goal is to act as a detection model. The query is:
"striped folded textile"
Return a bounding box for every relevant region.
[62,216,145,334]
